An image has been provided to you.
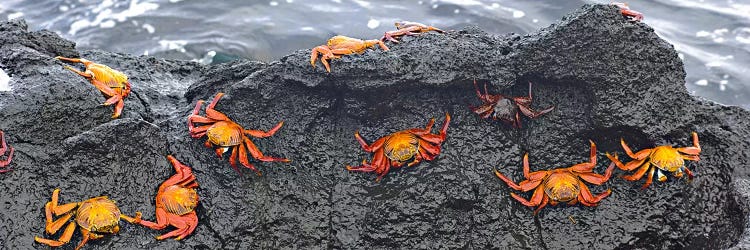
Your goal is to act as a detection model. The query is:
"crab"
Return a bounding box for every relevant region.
[380,21,445,43]
[346,113,451,181]
[55,56,131,119]
[493,141,615,214]
[310,35,389,72]
[134,155,199,240]
[0,130,14,173]
[612,2,643,21]
[606,132,700,189]
[470,80,554,128]
[188,92,290,176]
[34,189,141,250]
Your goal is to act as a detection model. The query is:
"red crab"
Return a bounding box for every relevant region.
[0,130,13,173]
[188,92,290,176]
[612,2,643,21]
[494,141,615,214]
[381,21,445,43]
[134,155,199,240]
[346,113,450,181]
[470,80,554,128]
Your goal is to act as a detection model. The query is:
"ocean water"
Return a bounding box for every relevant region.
[1,0,748,109]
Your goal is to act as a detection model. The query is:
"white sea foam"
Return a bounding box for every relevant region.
[68,0,159,35]
[142,23,155,33]
[158,39,188,53]
[0,68,11,92]
[7,12,23,20]
[367,18,380,29]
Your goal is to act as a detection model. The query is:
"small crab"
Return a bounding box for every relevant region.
[134,155,199,240]
[0,130,14,173]
[310,35,389,72]
[494,141,615,214]
[606,132,701,189]
[381,21,445,43]
[470,80,554,128]
[55,56,131,118]
[188,92,290,176]
[34,189,141,250]
[612,2,643,21]
[346,113,450,181]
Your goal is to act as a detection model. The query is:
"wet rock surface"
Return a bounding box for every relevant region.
[1,4,749,249]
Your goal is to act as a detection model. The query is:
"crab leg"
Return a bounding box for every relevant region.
[34,222,76,247]
[521,153,549,180]
[228,147,241,175]
[49,189,79,217]
[354,131,386,152]
[138,208,169,230]
[510,184,545,207]
[494,169,543,192]
[237,143,260,176]
[44,202,74,234]
[569,140,597,172]
[74,229,94,250]
[577,162,616,185]
[682,155,700,162]
[620,139,651,159]
[533,195,549,215]
[518,104,555,119]
[623,162,651,181]
[641,166,657,189]
[677,132,701,155]
[578,182,611,205]
[683,166,695,179]
[311,46,335,72]
[0,131,6,156]
[243,137,290,163]
[245,121,284,138]
[0,131,13,171]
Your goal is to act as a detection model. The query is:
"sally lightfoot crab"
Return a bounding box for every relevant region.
[381,21,444,43]
[55,56,131,118]
[612,2,643,21]
[346,113,450,181]
[0,130,14,173]
[34,189,141,250]
[606,132,701,189]
[134,155,199,240]
[188,92,290,176]
[310,35,389,72]
[470,80,554,128]
[494,141,615,214]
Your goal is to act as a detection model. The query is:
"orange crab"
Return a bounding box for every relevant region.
[55,56,131,118]
[493,141,615,214]
[34,189,141,250]
[612,2,643,21]
[606,132,701,189]
[381,21,445,43]
[0,130,13,173]
[134,155,199,240]
[310,35,389,72]
[188,92,290,176]
[346,113,451,181]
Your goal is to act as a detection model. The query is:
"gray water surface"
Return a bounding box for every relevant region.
[1,0,748,108]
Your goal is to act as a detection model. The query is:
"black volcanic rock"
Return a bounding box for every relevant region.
[1,4,749,249]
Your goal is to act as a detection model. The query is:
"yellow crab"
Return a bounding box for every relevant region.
[34,189,141,250]
[606,132,701,189]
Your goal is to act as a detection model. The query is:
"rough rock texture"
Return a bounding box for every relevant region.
[1,4,749,249]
